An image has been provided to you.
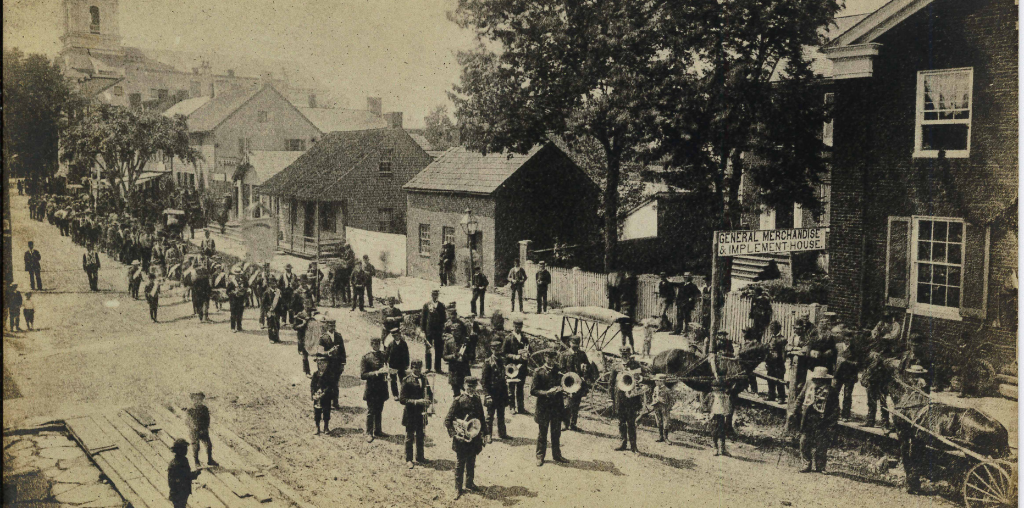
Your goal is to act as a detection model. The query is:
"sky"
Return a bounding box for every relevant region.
[3,0,890,129]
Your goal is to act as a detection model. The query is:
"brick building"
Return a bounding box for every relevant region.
[822,0,1018,361]
[403,143,600,287]
[260,121,433,257]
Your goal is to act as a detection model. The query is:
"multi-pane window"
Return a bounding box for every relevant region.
[913,218,964,310]
[378,208,395,233]
[419,224,431,255]
[442,226,456,246]
[379,148,394,174]
[915,68,973,158]
[258,110,269,123]
[286,139,306,151]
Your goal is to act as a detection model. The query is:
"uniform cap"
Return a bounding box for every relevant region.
[464,376,479,386]
[810,366,833,380]
[512,314,525,324]
[410,359,424,368]
[619,346,633,355]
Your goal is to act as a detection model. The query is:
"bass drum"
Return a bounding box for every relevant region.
[304,318,327,356]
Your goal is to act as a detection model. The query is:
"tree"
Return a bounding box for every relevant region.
[2,48,79,181]
[652,0,841,229]
[423,105,460,151]
[61,105,200,202]
[448,0,669,272]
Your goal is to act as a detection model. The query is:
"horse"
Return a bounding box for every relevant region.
[882,358,1010,493]
[650,341,771,395]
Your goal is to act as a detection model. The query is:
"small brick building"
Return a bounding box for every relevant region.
[403,143,600,287]
[822,0,1017,361]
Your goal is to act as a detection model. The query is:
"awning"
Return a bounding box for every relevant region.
[136,171,170,185]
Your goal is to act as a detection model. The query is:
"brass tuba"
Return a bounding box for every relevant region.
[560,371,583,394]
[453,417,482,443]
[616,369,643,395]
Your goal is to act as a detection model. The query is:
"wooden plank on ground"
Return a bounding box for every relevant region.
[91,415,172,508]
[261,475,317,508]
[66,416,117,455]
[104,413,172,498]
[155,405,252,472]
[213,427,274,469]
[200,471,263,508]
[128,406,160,428]
[120,410,159,441]
[215,470,251,499]
[107,448,171,508]
[94,453,148,508]
[236,473,273,503]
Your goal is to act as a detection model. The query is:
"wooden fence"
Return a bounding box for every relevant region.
[719,291,826,346]
[522,262,608,308]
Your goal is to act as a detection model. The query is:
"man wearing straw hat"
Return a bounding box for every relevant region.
[798,366,839,473]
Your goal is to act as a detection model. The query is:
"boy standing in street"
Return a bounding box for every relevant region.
[168,439,201,508]
[145,273,161,322]
[185,392,217,467]
[21,292,35,330]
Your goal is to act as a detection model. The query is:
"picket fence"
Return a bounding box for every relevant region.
[522,262,607,308]
[719,292,826,346]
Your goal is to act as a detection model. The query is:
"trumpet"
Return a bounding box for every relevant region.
[560,371,583,394]
[616,369,643,395]
[457,343,468,363]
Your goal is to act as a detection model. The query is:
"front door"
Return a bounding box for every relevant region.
[303,201,316,237]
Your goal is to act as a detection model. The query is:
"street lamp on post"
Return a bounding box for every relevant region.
[460,208,478,288]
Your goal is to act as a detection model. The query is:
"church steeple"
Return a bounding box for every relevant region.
[61,0,123,56]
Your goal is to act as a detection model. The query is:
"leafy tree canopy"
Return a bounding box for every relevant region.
[61,105,200,200]
[423,105,460,151]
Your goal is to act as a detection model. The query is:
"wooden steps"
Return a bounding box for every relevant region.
[64,406,313,508]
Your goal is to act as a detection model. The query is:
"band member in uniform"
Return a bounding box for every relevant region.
[508,259,527,313]
[611,347,643,453]
[83,243,100,291]
[650,374,676,442]
[531,349,566,466]
[420,290,447,373]
[480,339,510,441]
[399,359,432,468]
[502,315,530,414]
[558,335,590,431]
[311,357,333,434]
[264,281,283,343]
[319,319,348,410]
[227,265,247,332]
[381,296,404,340]
[444,327,471,397]
[128,259,144,299]
[387,331,411,401]
[799,367,839,473]
[279,264,298,324]
[350,262,367,312]
[444,376,486,500]
[200,230,216,257]
[294,309,312,376]
[145,273,161,322]
[360,336,391,442]
[167,439,201,508]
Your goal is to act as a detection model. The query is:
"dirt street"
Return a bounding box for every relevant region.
[3,193,954,508]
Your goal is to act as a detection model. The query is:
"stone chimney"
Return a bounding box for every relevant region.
[383,112,403,129]
[367,97,383,116]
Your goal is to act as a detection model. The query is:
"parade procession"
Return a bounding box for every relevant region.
[2,0,1019,507]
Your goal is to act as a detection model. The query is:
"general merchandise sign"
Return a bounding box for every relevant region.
[715,228,827,257]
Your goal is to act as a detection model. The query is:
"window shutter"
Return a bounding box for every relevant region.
[959,222,989,319]
[885,216,912,307]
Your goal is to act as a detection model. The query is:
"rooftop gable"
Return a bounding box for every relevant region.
[403,144,548,195]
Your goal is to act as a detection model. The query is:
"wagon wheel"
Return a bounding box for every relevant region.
[963,461,1016,508]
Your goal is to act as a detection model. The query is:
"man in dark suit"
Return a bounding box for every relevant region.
[531,350,566,466]
[420,290,447,373]
[24,241,42,290]
[444,377,486,500]
[83,244,101,291]
[319,318,348,409]
[535,261,551,313]
[380,296,404,340]
[470,267,488,316]
[558,335,591,431]
[387,331,411,401]
[502,316,530,414]
[311,357,334,434]
[399,359,432,468]
[508,259,527,313]
[360,336,391,442]
[480,339,510,441]
[443,322,471,397]
[611,347,643,453]
[279,264,298,324]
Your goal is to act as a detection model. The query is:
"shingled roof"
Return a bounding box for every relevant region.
[261,128,430,201]
[297,107,387,132]
[402,144,546,195]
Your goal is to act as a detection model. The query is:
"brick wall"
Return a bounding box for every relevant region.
[406,192,496,286]
[830,0,1017,350]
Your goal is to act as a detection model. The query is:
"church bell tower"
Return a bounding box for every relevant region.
[61,0,123,56]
